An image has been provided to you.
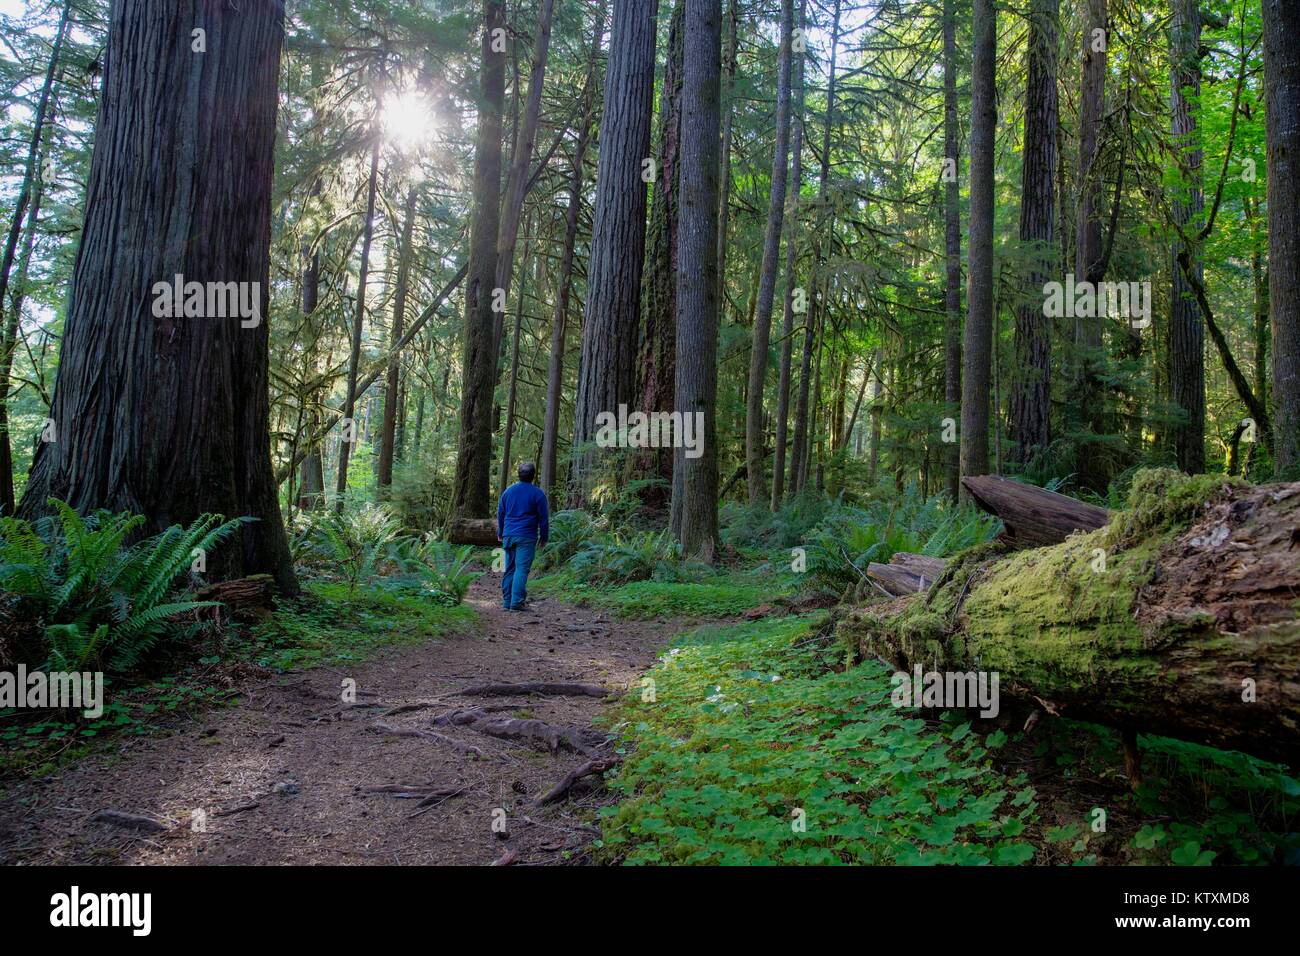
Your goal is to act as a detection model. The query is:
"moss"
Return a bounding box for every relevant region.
[1110,467,1245,548]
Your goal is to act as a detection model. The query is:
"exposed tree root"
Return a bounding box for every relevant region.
[91,810,170,833]
[431,708,600,754]
[457,681,610,699]
[366,722,492,759]
[533,756,622,806]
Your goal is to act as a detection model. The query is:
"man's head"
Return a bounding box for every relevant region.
[518,461,537,484]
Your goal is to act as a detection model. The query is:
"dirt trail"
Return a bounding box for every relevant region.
[0,580,668,865]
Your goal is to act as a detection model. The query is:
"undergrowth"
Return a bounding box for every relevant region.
[596,614,1040,865]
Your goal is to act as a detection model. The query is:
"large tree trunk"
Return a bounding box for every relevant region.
[0,0,69,515]
[540,5,604,497]
[1008,0,1057,467]
[941,0,961,504]
[841,470,1300,768]
[960,0,996,493]
[378,185,419,493]
[744,0,794,507]
[771,0,806,511]
[1168,0,1205,475]
[671,0,721,560]
[961,473,1109,548]
[1266,0,1300,477]
[637,0,684,507]
[19,0,296,593]
[453,0,507,519]
[570,0,657,506]
[335,138,380,507]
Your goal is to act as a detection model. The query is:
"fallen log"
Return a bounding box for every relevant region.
[196,573,276,620]
[447,518,498,547]
[961,475,1110,549]
[867,553,948,597]
[841,469,1300,767]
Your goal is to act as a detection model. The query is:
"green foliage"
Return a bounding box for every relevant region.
[800,487,998,592]
[390,537,482,605]
[535,509,602,571]
[245,580,475,670]
[0,500,241,673]
[597,614,1038,865]
[295,501,405,593]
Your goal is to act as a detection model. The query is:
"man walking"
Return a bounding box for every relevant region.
[496,461,549,611]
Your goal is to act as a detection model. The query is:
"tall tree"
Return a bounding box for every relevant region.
[570,0,658,504]
[744,0,794,506]
[377,183,419,493]
[1008,0,1058,466]
[452,0,507,519]
[1073,0,1108,491]
[715,0,740,309]
[638,0,685,505]
[0,0,70,514]
[941,0,961,501]
[334,137,380,507]
[1265,0,1300,476]
[790,0,839,498]
[960,0,996,490]
[771,0,806,510]
[1168,0,1205,474]
[540,4,605,495]
[493,0,555,359]
[19,0,296,592]
[672,0,722,559]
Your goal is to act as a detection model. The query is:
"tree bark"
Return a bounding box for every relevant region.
[1266,0,1300,477]
[961,474,1110,549]
[942,0,961,503]
[1008,0,1057,467]
[570,0,657,505]
[960,0,996,494]
[671,0,722,560]
[715,0,739,310]
[637,0,684,506]
[744,0,794,507]
[19,0,296,593]
[1168,0,1205,475]
[453,0,507,519]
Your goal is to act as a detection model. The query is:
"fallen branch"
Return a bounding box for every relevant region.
[961,475,1110,549]
[91,810,170,833]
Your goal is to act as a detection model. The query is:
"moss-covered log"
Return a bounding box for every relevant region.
[840,470,1300,767]
[447,518,498,546]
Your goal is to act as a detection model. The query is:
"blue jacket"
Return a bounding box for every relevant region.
[497,481,549,542]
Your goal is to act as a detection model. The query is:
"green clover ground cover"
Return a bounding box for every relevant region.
[597,613,1039,865]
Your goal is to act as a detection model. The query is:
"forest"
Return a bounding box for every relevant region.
[0,0,1297,877]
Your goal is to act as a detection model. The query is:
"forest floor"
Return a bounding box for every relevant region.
[0,578,674,865]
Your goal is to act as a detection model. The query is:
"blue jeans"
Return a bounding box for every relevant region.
[501,536,537,609]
